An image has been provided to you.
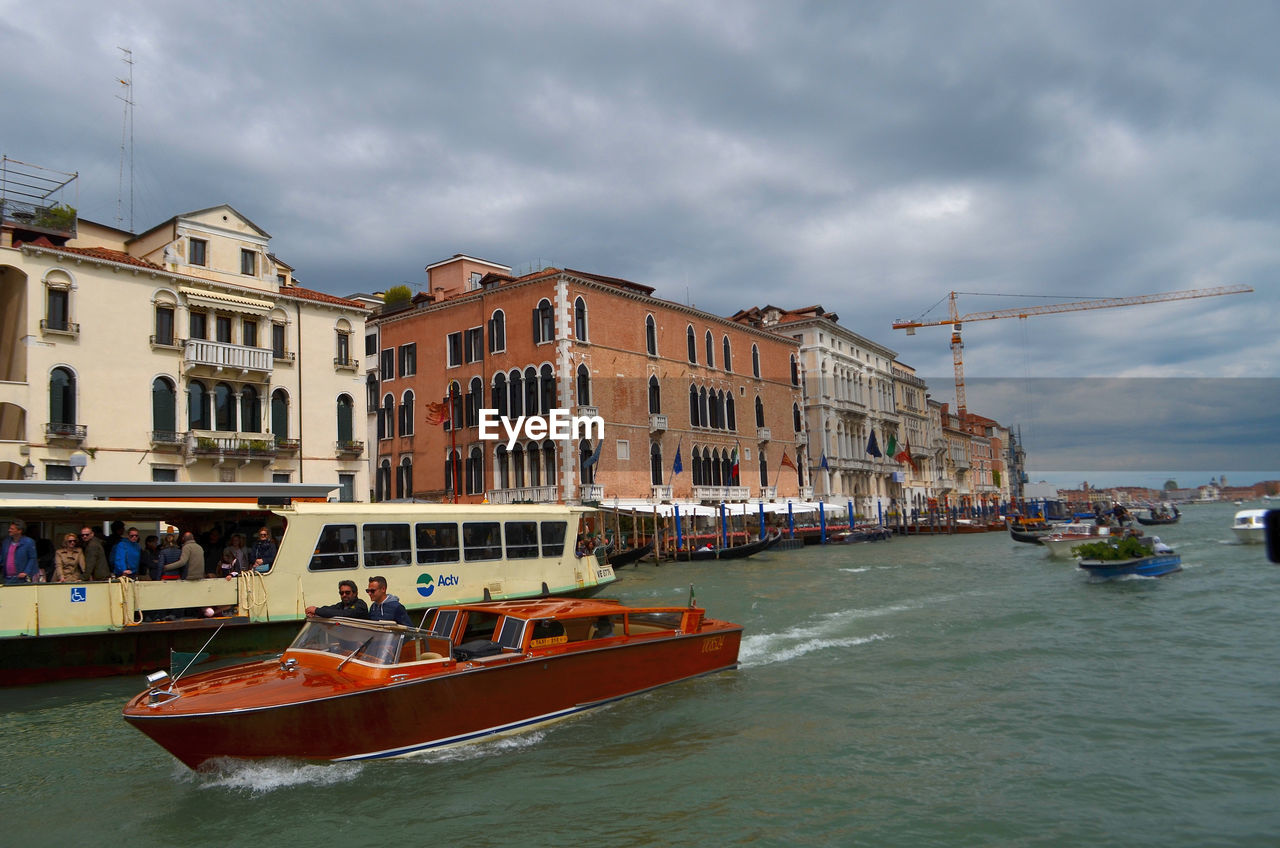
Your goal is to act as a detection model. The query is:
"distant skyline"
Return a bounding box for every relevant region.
[1027,470,1276,492]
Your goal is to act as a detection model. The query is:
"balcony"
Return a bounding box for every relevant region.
[579,484,604,503]
[800,486,814,500]
[273,436,301,454]
[692,485,750,503]
[651,484,672,502]
[336,440,365,459]
[487,485,559,504]
[649,413,668,433]
[186,431,277,465]
[334,356,360,373]
[575,405,599,419]
[184,339,273,377]
[149,430,187,452]
[756,426,771,442]
[45,422,86,443]
[40,318,79,338]
[760,485,777,501]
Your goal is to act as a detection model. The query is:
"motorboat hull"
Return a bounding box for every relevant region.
[1079,554,1182,580]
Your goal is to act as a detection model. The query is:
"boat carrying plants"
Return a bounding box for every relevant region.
[1072,535,1150,560]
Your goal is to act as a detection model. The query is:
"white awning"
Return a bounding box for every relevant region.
[179,286,274,315]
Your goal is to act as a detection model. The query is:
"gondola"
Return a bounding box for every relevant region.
[607,542,655,567]
[669,529,782,562]
[1009,527,1046,544]
[1135,512,1180,526]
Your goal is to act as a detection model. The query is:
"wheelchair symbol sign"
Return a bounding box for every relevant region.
[70,586,87,603]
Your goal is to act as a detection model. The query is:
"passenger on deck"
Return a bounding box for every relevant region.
[166,531,206,581]
[53,533,87,582]
[111,527,142,578]
[155,533,181,581]
[306,579,370,619]
[2,520,39,585]
[366,575,412,626]
[250,526,277,573]
[79,527,111,582]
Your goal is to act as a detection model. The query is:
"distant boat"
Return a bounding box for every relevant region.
[1135,506,1180,526]
[670,530,782,561]
[1232,509,1267,545]
[607,542,654,567]
[1079,553,1182,580]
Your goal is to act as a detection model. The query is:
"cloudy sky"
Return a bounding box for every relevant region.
[4,1,1277,485]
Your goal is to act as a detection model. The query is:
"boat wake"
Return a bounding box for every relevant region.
[191,758,364,793]
[739,628,887,668]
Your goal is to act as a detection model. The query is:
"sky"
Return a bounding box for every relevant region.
[3,1,1277,487]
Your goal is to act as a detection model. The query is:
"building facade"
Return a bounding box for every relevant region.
[0,202,369,496]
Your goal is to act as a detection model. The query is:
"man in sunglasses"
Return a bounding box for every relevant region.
[79,527,111,582]
[305,579,369,619]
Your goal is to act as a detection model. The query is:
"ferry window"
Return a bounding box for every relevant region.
[540,521,567,557]
[463,522,502,561]
[428,609,458,639]
[416,522,460,564]
[497,616,527,650]
[310,524,358,570]
[504,521,539,559]
[363,523,412,568]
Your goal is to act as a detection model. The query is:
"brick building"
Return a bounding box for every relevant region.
[369,257,806,504]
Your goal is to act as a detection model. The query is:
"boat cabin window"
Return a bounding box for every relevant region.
[397,633,451,663]
[504,521,538,559]
[310,524,358,570]
[364,523,412,568]
[497,616,529,650]
[416,522,460,563]
[460,610,501,642]
[428,609,459,639]
[627,611,683,634]
[528,618,566,647]
[290,620,402,665]
[463,522,502,561]
[541,521,567,557]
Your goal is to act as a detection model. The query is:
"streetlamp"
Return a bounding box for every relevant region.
[22,459,35,479]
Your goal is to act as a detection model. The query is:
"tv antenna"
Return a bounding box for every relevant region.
[116,46,134,231]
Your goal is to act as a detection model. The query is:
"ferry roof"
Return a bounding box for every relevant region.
[0,481,338,502]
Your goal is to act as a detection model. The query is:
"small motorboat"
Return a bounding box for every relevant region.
[1039,523,1125,559]
[1079,552,1182,580]
[122,597,742,769]
[1232,509,1267,545]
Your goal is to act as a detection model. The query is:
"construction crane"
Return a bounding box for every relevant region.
[891,284,1253,423]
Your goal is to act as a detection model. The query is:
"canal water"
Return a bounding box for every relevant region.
[2,502,1276,847]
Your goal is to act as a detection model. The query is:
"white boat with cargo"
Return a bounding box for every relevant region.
[0,482,613,685]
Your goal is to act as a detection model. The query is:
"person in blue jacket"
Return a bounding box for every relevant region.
[110,526,142,578]
[3,519,39,585]
[365,575,412,626]
[250,526,277,573]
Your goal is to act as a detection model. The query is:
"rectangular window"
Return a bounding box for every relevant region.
[242,319,258,347]
[399,343,416,377]
[504,521,539,559]
[309,524,358,570]
[462,521,502,561]
[380,349,395,381]
[540,521,567,557]
[272,472,291,484]
[336,332,351,365]
[464,327,483,363]
[215,315,232,343]
[151,467,179,482]
[46,289,69,330]
[190,311,207,340]
[496,617,527,650]
[45,465,74,481]
[155,306,175,346]
[362,523,412,569]
[415,522,460,564]
[365,334,378,356]
[447,332,462,367]
[338,473,355,503]
[241,248,256,275]
[189,238,207,266]
[616,440,630,461]
[272,323,286,358]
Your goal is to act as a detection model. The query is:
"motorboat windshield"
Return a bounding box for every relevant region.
[289,619,407,666]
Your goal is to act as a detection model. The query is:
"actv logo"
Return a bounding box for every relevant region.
[477,408,605,450]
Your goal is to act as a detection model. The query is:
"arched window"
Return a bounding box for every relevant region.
[365,372,378,409]
[524,366,538,416]
[398,456,413,499]
[466,446,483,495]
[400,390,415,437]
[650,442,663,485]
[709,389,721,430]
[645,315,657,356]
[574,296,588,341]
[448,381,463,430]
[720,449,732,485]
[151,377,176,436]
[542,442,556,486]
[189,381,210,431]
[793,403,802,432]
[711,449,723,486]
[270,389,289,442]
[689,384,699,427]
[759,452,769,487]
[686,326,697,363]
[790,354,799,386]
[466,377,482,428]
[726,395,736,431]
[705,330,714,368]
[495,444,510,490]
[337,395,354,443]
[752,344,761,378]
[444,448,461,497]
[382,393,396,439]
[701,448,713,485]
[722,336,732,372]
[512,443,525,488]
[576,364,591,406]
[648,376,661,414]
[508,369,523,418]
[755,395,765,427]
[489,309,506,353]
[214,383,235,431]
[376,459,391,501]
[492,372,508,418]
[540,364,556,412]
[534,298,554,344]
[579,440,595,485]
[240,385,260,432]
[528,444,542,487]
[699,387,709,428]
[692,447,703,486]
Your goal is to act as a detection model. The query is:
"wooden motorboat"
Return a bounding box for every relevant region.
[122,597,741,769]
[669,529,782,561]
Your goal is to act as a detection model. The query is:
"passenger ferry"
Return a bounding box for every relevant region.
[0,482,613,685]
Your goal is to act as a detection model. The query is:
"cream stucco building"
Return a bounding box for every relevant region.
[0,200,369,497]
